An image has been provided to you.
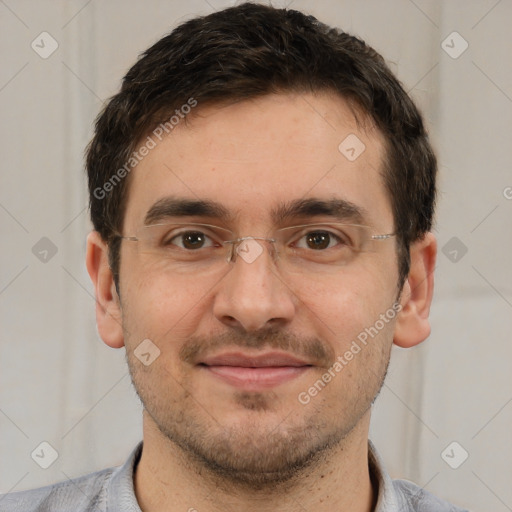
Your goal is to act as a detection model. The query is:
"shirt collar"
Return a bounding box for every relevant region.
[368,438,401,511]
[107,441,143,512]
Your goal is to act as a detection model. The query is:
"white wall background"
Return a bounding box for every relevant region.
[1,1,511,511]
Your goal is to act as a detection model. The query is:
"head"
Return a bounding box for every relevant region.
[86,2,437,488]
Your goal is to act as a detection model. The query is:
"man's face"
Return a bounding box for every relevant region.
[118,92,400,485]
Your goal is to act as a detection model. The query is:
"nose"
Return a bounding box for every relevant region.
[212,238,297,332]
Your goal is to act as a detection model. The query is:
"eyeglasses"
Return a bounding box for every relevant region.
[116,222,395,275]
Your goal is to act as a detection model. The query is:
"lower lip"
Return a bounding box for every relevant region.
[202,365,310,390]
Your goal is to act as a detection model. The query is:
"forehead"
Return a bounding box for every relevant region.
[124,91,392,231]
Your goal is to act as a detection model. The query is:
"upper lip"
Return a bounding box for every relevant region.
[199,351,312,367]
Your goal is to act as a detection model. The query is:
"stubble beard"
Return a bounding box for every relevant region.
[126,351,391,492]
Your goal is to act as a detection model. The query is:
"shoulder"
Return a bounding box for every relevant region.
[0,466,115,512]
[368,439,469,512]
[393,478,470,512]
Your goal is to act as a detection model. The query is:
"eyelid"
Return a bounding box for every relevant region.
[145,222,233,232]
[276,223,364,237]
[144,221,367,233]
[142,222,234,238]
[142,222,370,245]
[285,224,353,243]
[159,224,233,243]
[276,222,369,231]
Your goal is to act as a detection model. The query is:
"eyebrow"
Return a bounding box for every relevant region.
[143,196,368,226]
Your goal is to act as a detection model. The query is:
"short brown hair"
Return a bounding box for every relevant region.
[86,2,437,293]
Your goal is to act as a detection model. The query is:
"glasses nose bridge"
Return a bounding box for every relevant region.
[225,235,279,263]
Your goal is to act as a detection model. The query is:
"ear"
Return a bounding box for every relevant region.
[85,231,125,348]
[393,232,437,348]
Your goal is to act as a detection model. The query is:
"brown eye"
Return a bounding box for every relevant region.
[295,230,348,251]
[305,231,331,250]
[182,232,207,249]
[166,231,215,250]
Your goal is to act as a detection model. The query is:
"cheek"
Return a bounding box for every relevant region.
[296,262,398,356]
[120,264,210,353]
[299,261,395,314]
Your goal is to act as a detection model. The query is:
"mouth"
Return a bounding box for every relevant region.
[198,351,313,391]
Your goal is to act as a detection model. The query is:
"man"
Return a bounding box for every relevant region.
[1,3,468,511]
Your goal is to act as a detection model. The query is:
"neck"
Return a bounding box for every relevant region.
[134,410,376,512]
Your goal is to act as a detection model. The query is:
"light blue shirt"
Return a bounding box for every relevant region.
[0,440,468,511]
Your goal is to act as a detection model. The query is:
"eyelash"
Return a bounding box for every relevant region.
[166,229,349,250]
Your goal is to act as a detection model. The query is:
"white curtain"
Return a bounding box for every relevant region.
[1,2,510,510]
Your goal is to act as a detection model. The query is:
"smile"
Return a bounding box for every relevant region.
[198,351,313,391]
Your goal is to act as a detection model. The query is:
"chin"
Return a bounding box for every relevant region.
[152,402,349,490]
